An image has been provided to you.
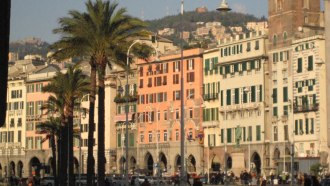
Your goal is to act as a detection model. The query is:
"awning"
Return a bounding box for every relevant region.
[114,113,134,123]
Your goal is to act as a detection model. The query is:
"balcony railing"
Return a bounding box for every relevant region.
[203,93,219,101]
[293,104,319,113]
[113,93,138,103]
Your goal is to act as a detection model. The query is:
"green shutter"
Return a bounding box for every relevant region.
[313,94,317,105]
[227,129,232,143]
[273,88,277,104]
[295,120,298,135]
[251,86,256,102]
[259,85,263,102]
[256,125,261,141]
[221,129,224,143]
[305,119,309,135]
[243,91,247,103]
[118,133,121,147]
[298,58,302,73]
[311,119,314,134]
[283,87,288,102]
[221,91,224,106]
[129,133,134,146]
[220,66,223,75]
[308,56,313,71]
[235,88,239,104]
[226,89,231,105]
[234,64,239,72]
[299,119,303,134]
[242,62,247,71]
[203,109,206,121]
[273,107,278,117]
[250,61,255,69]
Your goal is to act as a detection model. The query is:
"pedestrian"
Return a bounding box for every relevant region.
[193,178,203,186]
[141,178,151,186]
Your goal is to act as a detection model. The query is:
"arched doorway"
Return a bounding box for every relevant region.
[74,157,79,174]
[129,157,136,174]
[145,153,154,176]
[29,157,41,177]
[211,155,221,172]
[187,155,196,173]
[9,161,15,176]
[226,156,232,169]
[251,153,261,174]
[17,161,23,178]
[174,155,181,172]
[119,157,126,174]
[159,153,167,172]
[273,148,280,173]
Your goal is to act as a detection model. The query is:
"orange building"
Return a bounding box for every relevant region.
[135,48,204,176]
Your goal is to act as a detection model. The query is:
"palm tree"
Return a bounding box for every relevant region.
[51,1,148,185]
[0,0,10,126]
[43,65,90,186]
[36,117,61,186]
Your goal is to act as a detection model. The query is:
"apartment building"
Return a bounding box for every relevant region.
[135,48,204,176]
[203,31,268,176]
[268,0,324,174]
[291,35,327,169]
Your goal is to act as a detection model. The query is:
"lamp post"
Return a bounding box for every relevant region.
[126,40,159,186]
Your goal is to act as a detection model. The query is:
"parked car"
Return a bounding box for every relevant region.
[40,177,54,186]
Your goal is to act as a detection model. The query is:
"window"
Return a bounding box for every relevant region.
[187,72,195,82]
[164,130,168,141]
[208,134,215,146]
[187,59,194,70]
[226,89,231,105]
[175,109,180,120]
[27,102,34,116]
[17,118,22,127]
[273,88,277,104]
[117,133,122,147]
[283,106,289,116]
[148,131,152,142]
[297,58,303,73]
[148,78,152,87]
[256,125,261,141]
[174,90,181,101]
[173,74,179,84]
[140,132,144,143]
[189,108,193,119]
[274,126,278,141]
[35,101,43,115]
[174,61,180,72]
[35,137,42,149]
[284,125,289,140]
[283,87,288,102]
[18,131,21,142]
[227,129,232,143]
[139,79,143,88]
[255,40,259,50]
[175,130,179,141]
[27,84,34,93]
[273,35,277,46]
[129,133,134,146]
[283,32,288,43]
[11,90,22,99]
[308,56,313,71]
[36,83,43,92]
[164,111,167,121]
[10,118,14,127]
[247,42,251,52]
[273,107,278,117]
[26,137,33,149]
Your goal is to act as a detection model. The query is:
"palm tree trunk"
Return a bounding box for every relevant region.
[67,102,74,186]
[50,135,58,186]
[0,0,10,126]
[87,62,96,186]
[60,123,68,186]
[57,135,61,186]
[97,65,106,186]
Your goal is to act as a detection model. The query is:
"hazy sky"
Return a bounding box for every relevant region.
[10,0,322,43]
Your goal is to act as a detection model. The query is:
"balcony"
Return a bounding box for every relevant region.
[202,121,219,128]
[203,93,219,101]
[113,93,138,103]
[293,104,319,113]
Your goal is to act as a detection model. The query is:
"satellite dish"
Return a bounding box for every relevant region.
[298,26,303,32]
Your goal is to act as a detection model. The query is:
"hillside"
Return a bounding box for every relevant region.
[10,39,50,59]
[147,11,265,32]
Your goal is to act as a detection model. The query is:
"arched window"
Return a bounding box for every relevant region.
[273,35,277,46]
[283,32,288,43]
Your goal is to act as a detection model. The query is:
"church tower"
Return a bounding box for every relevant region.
[268,0,321,49]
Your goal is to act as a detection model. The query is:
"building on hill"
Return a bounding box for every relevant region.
[196,6,208,13]
[246,21,268,33]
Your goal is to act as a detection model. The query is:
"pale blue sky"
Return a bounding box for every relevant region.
[9,0,323,43]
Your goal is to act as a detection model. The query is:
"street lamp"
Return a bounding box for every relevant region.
[125,40,159,186]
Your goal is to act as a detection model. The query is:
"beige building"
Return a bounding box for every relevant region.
[203,31,269,176]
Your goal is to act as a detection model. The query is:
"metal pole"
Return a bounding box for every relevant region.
[78,99,82,186]
[290,143,294,186]
[156,107,159,186]
[125,40,140,186]
[180,0,186,185]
